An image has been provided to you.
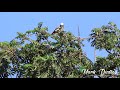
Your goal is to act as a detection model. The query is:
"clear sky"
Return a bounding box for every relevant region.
[0,12,120,63]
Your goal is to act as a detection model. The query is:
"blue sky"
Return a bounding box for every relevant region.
[0,12,120,63]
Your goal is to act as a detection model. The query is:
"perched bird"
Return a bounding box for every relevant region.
[52,23,64,34]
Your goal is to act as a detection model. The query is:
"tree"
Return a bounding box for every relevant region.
[0,22,93,78]
[1,22,120,78]
[88,22,120,78]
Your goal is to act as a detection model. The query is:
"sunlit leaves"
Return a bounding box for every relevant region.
[88,22,120,78]
[89,22,120,54]
[0,22,93,78]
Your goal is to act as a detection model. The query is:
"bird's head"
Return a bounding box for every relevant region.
[60,23,64,26]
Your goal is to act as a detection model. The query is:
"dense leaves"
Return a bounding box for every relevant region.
[89,22,120,78]
[0,22,92,78]
[0,22,120,78]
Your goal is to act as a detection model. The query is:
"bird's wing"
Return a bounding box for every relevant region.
[52,26,61,34]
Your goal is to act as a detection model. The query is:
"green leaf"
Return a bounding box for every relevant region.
[23,64,33,68]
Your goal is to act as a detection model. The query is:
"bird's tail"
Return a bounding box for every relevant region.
[51,31,55,35]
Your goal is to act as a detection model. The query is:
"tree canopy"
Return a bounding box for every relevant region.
[0,22,120,78]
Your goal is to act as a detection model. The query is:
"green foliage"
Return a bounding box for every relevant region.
[89,22,120,78]
[1,21,120,78]
[0,22,93,78]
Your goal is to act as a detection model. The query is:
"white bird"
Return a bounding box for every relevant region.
[52,23,64,34]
